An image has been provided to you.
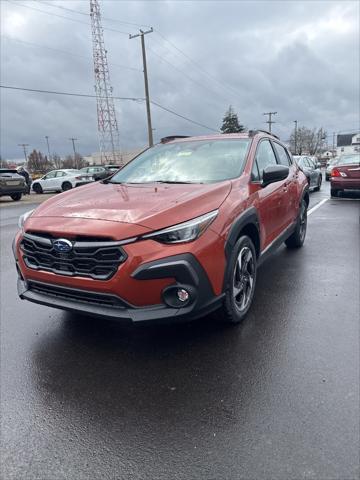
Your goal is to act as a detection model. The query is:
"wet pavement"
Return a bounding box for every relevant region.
[1,181,359,479]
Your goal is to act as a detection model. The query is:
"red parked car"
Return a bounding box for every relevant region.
[14,131,309,324]
[330,153,360,197]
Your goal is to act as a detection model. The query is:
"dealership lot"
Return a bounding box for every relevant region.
[0,182,359,480]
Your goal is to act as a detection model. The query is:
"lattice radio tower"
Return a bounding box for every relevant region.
[90,0,122,165]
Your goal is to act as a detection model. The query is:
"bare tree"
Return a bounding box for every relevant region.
[52,153,63,169]
[289,126,327,155]
[27,150,53,173]
[62,155,76,169]
[62,153,87,169]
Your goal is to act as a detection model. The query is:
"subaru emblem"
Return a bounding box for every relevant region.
[53,238,73,253]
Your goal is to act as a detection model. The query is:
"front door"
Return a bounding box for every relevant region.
[250,139,289,249]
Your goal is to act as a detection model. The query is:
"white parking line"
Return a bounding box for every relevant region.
[308,198,328,216]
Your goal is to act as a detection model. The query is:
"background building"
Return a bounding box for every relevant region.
[337,133,360,156]
[85,148,147,166]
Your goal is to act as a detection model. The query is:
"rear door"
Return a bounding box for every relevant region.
[272,141,298,226]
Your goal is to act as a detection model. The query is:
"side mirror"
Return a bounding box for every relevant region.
[262,165,289,187]
[316,162,321,169]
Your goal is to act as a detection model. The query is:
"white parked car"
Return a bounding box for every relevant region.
[32,169,94,194]
[326,157,340,181]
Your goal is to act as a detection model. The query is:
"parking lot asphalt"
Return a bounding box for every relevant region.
[0,181,359,480]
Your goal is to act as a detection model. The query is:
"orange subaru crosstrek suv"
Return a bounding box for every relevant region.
[14,131,309,324]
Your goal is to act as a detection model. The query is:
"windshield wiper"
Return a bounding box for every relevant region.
[152,180,204,184]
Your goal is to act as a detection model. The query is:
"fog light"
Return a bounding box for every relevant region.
[177,288,189,302]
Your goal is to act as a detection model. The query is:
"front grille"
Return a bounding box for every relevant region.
[20,233,127,280]
[28,281,128,308]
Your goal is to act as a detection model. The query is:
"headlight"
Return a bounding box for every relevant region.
[142,210,218,244]
[18,209,34,229]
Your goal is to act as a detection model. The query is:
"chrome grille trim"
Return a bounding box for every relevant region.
[20,233,127,280]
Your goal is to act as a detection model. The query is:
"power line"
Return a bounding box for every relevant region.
[1,35,141,72]
[0,85,144,101]
[151,101,218,133]
[1,85,218,133]
[38,0,151,29]
[9,1,245,108]
[153,30,245,104]
[8,1,130,35]
[147,46,239,109]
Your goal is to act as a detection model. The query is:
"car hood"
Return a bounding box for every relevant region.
[31,181,232,231]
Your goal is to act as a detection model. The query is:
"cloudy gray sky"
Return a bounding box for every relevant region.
[1,0,359,160]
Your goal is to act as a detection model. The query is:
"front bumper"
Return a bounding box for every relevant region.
[15,252,224,324]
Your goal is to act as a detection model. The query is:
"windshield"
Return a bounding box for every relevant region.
[109,139,251,184]
[339,154,360,165]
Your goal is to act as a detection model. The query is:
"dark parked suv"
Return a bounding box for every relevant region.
[14,131,309,324]
[80,165,112,181]
[0,169,27,201]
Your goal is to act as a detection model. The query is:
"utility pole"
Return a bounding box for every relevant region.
[130,28,154,147]
[69,137,78,168]
[332,132,336,157]
[263,111,277,134]
[18,143,29,164]
[45,136,51,161]
[293,120,298,155]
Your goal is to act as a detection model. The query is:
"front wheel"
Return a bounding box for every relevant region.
[11,193,22,201]
[220,235,257,324]
[32,183,43,194]
[285,198,307,248]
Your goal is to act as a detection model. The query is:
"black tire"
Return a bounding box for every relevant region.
[62,181,72,192]
[330,188,339,197]
[219,235,257,324]
[326,174,330,181]
[10,193,22,201]
[314,175,322,191]
[32,183,43,194]
[285,198,307,248]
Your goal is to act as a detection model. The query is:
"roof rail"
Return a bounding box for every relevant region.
[248,130,280,140]
[160,135,190,144]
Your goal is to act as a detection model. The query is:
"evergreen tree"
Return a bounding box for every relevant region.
[220,106,245,133]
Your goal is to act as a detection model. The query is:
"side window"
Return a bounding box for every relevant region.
[55,171,66,177]
[273,142,291,166]
[44,171,56,179]
[254,140,277,180]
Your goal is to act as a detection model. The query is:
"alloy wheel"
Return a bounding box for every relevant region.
[233,246,255,312]
[299,201,307,242]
